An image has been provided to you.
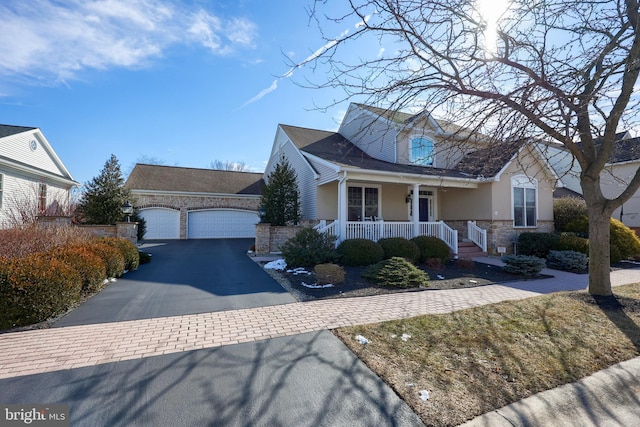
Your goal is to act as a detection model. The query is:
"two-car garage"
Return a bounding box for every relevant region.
[139,208,260,240]
[126,164,265,241]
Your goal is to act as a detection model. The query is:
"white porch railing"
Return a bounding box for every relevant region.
[313,220,339,237]
[467,220,487,252]
[344,220,458,254]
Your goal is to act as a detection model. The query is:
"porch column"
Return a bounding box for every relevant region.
[412,183,420,238]
[338,176,347,241]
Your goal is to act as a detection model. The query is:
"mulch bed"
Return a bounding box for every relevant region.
[265,259,551,301]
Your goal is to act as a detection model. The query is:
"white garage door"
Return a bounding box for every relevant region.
[139,208,180,240]
[188,209,259,239]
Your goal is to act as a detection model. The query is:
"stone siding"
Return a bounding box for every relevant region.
[255,221,318,254]
[77,222,138,245]
[134,193,261,239]
[444,219,554,255]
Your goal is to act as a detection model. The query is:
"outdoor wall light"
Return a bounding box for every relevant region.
[122,201,134,222]
[405,194,412,204]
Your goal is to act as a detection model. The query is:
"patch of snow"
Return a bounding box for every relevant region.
[406,383,414,387]
[419,390,430,401]
[300,282,334,289]
[108,278,117,282]
[287,267,312,275]
[264,259,287,270]
[355,335,369,345]
[621,260,640,265]
[437,274,445,279]
[390,334,397,339]
[469,280,478,284]
[401,333,412,341]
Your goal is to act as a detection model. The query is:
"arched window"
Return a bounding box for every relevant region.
[410,137,433,166]
[512,176,537,227]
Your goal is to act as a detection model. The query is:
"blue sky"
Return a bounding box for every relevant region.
[0,0,361,185]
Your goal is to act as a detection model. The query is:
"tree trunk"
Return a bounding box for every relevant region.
[587,204,613,296]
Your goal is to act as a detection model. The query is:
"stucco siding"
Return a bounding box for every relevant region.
[439,184,493,221]
[317,182,338,219]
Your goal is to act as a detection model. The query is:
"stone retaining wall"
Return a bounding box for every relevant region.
[255,221,318,254]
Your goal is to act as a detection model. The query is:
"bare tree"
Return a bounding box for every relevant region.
[304,0,640,296]
[5,182,71,227]
[210,160,253,172]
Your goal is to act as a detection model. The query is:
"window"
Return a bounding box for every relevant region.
[512,176,537,227]
[348,185,379,221]
[410,137,433,166]
[38,183,47,213]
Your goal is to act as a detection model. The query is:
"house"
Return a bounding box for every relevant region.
[125,164,264,239]
[0,124,79,228]
[545,132,640,231]
[263,103,561,256]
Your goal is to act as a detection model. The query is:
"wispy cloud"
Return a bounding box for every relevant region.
[240,28,350,108]
[0,0,257,84]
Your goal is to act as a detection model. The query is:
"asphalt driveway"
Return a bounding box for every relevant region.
[54,239,296,327]
[1,239,424,426]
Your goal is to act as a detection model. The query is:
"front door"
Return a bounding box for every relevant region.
[419,198,430,222]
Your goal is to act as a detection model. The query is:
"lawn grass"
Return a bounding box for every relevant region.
[333,283,640,427]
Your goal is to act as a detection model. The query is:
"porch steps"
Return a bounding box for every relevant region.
[457,241,487,259]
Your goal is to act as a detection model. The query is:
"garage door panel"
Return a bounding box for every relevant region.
[188,210,259,239]
[140,208,180,240]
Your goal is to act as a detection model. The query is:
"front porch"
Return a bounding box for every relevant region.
[314,219,488,258]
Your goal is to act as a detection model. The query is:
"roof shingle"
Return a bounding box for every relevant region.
[125,164,264,195]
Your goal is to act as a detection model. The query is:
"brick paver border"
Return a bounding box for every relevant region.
[1,268,638,380]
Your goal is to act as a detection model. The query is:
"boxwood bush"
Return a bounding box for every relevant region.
[377,237,420,264]
[517,232,558,258]
[314,263,345,285]
[554,197,587,232]
[100,237,140,271]
[362,257,430,288]
[552,234,589,254]
[336,239,384,266]
[411,236,451,264]
[501,255,546,277]
[280,228,337,268]
[51,245,107,293]
[0,253,82,330]
[84,242,125,278]
[546,250,588,273]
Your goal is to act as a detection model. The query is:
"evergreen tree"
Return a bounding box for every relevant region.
[76,154,132,224]
[260,160,300,226]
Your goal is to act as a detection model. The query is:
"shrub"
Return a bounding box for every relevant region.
[100,237,139,271]
[84,242,125,278]
[0,253,82,330]
[546,250,588,272]
[517,233,558,258]
[51,245,106,293]
[314,263,346,285]
[564,215,589,236]
[280,228,337,268]
[362,257,430,288]
[411,236,452,263]
[378,237,420,264]
[0,224,91,259]
[554,197,587,232]
[501,255,546,277]
[610,218,640,260]
[336,239,385,266]
[610,244,622,263]
[139,251,152,264]
[553,234,589,254]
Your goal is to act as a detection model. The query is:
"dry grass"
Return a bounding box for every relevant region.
[0,225,92,259]
[334,284,640,427]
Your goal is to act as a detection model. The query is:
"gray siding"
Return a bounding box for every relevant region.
[339,105,398,163]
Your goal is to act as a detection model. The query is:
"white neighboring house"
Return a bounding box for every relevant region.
[0,125,79,228]
[544,131,640,230]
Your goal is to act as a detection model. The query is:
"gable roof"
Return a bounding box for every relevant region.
[125,164,264,195]
[0,124,36,139]
[279,124,472,179]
